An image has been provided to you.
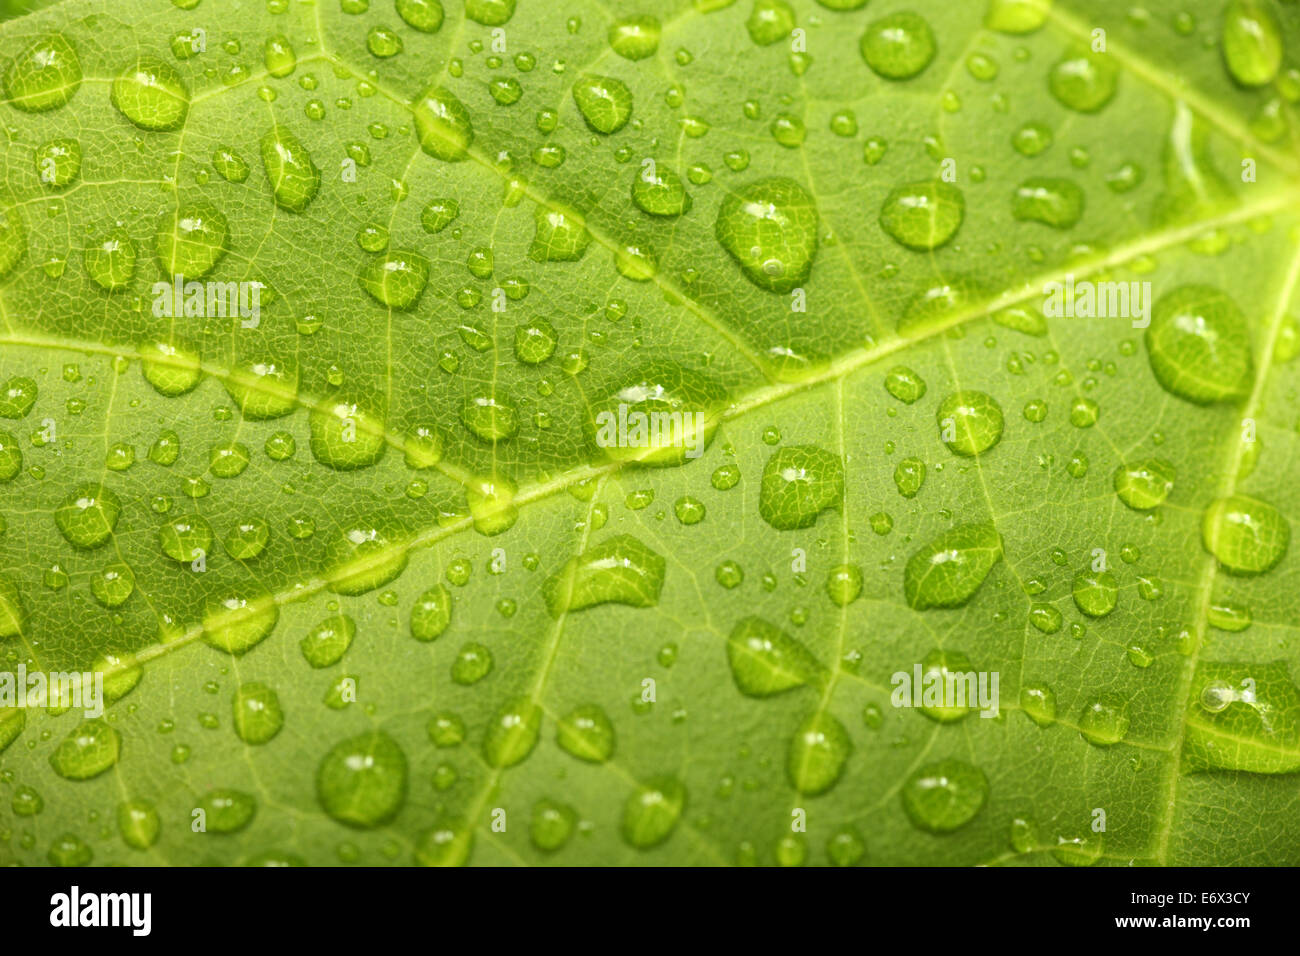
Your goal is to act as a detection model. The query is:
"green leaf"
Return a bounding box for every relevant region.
[1,0,1299,868]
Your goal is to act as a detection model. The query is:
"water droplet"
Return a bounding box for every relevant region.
[309,397,387,468]
[904,522,1003,609]
[572,74,633,134]
[1078,696,1129,745]
[1049,49,1118,113]
[1202,494,1289,574]
[397,0,445,33]
[301,614,355,667]
[1012,177,1084,229]
[860,12,937,79]
[410,584,452,641]
[1072,569,1118,617]
[413,85,473,160]
[111,56,189,130]
[901,759,988,832]
[758,445,844,530]
[936,391,1004,456]
[483,697,542,768]
[557,704,615,762]
[49,719,120,780]
[156,201,227,278]
[610,15,660,59]
[1222,0,1282,87]
[5,35,81,112]
[233,682,283,744]
[787,712,850,795]
[1146,286,1252,404]
[726,616,823,696]
[316,732,408,827]
[543,534,666,615]
[1114,458,1175,510]
[202,589,278,654]
[359,250,429,309]
[715,177,818,293]
[622,776,685,849]
[117,801,159,850]
[879,180,964,251]
[529,205,592,261]
[261,125,320,212]
[55,484,121,549]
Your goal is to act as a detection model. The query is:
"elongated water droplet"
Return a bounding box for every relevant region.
[410,584,452,641]
[483,697,542,768]
[787,712,851,795]
[1222,0,1282,88]
[543,534,666,616]
[261,125,320,212]
[1012,177,1084,229]
[202,589,279,654]
[233,682,283,744]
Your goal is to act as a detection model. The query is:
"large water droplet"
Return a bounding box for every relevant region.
[202,589,279,654]
[49,719,120,780]
[936,391,1004,456]
[55,484,121,549]
[758,445,844,530]
[316,731,408,827]
[860,12,937,79]
[483,697,542,768]
[726,616,823,696]
[111,56,189,131]
[261,125,320,212]
[543,534,666,615]
[1222,0,1282,87]
[787,712,851,795]
[1146,286,1252,404]
[622,776,685,849]
[1202,494,1289,575]
[879,180,964,251]
[904,522,1003,609]
[1113,458,1175,510]
[715,177,818,293]
[4,35,81,112]
[901,759,988,832]
[572,74,633,134]
[413,86,473,160]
